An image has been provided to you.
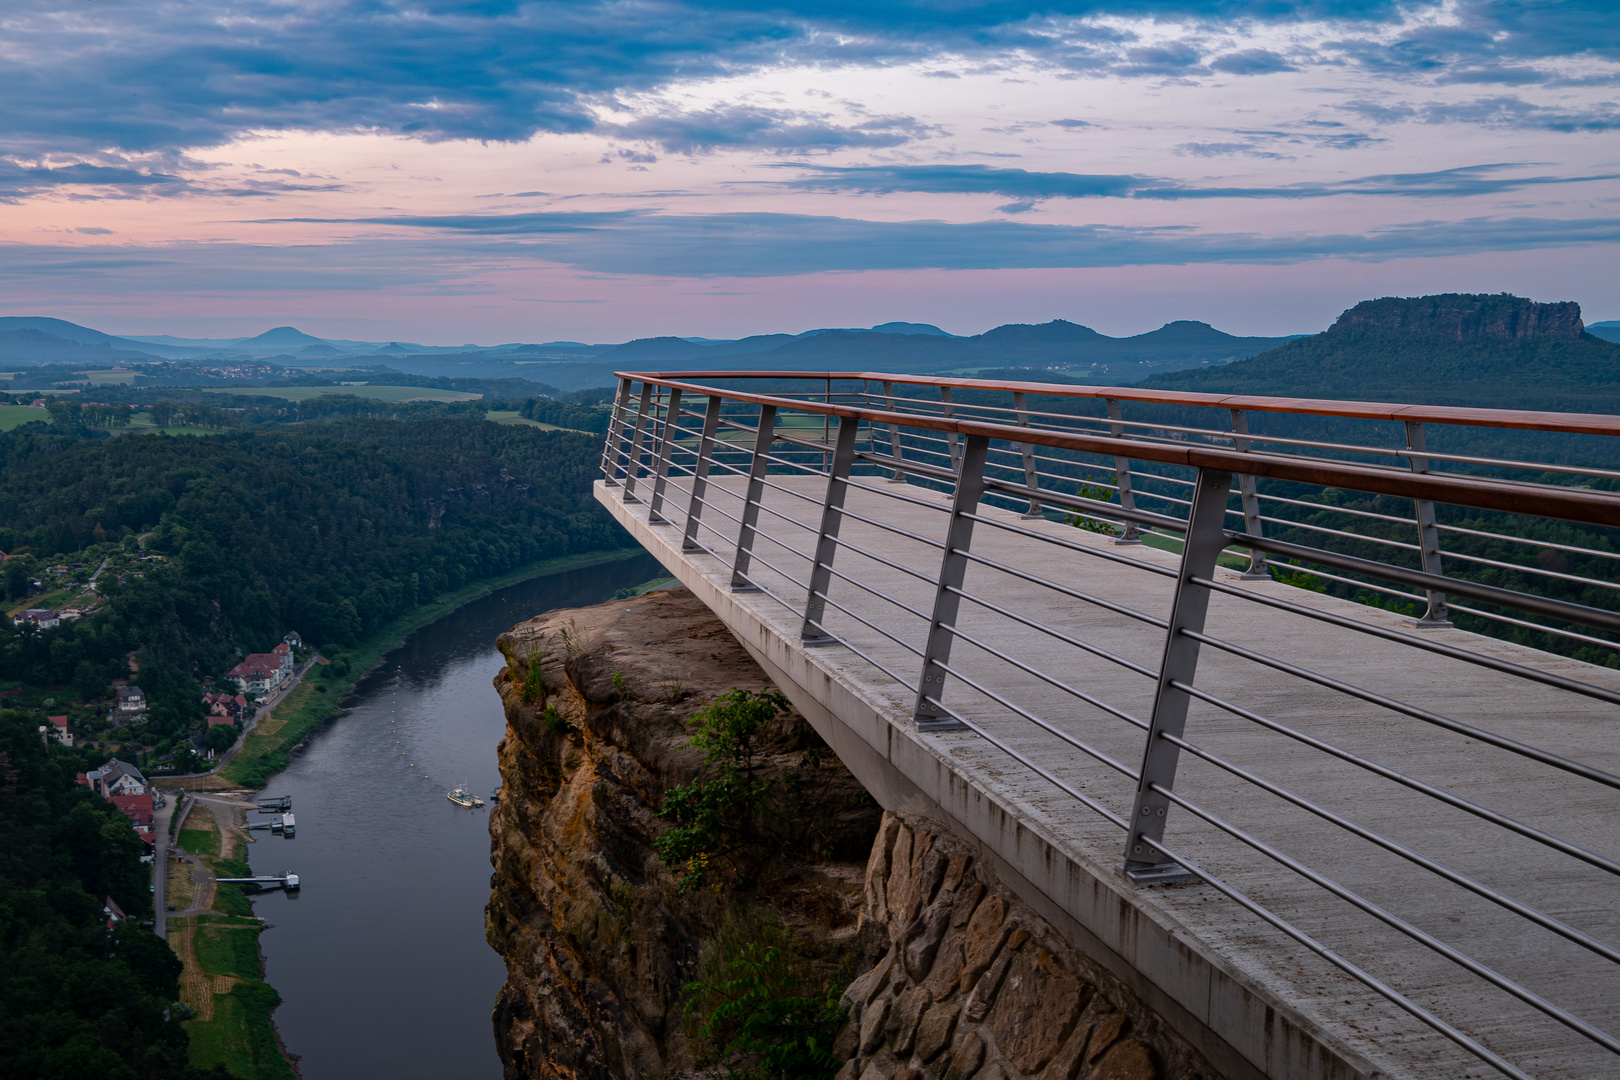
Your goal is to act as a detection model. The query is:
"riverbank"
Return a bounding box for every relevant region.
[153,545,651,1076]
[161,547,646,793]
[167,793,298,1080]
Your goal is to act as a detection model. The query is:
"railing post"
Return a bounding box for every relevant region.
[647,387,682,525]
[730,404,777,592]
[912,434,990,732]
[682,395,723,552]
[1105,398,1142,544]
[1123,467,1232,886]
[601,377,633,485]
[1405,421,1452,627]
[800,416,861,645]
[1013,391,1043,519]
[1229,409,1269,579]
[882,380,907,483]
[940,386,961,478]
[620,381,655,503]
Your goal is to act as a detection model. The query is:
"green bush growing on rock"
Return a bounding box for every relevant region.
[655,687,789,891]
[686,942,844,1080]
[520,650,548,706]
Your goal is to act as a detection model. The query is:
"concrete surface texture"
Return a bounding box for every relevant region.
[597,468,1620,1080]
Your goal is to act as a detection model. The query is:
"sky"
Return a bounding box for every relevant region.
[1,0,1617,344]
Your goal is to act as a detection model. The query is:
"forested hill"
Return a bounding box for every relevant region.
[1140,294,1620,412]
[0,418,623,736]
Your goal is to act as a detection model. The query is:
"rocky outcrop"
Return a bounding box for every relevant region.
[487,587,1223,1080]
[1333,294,1584,342]
[834,812,1221,1080]
[486,586,882,1080]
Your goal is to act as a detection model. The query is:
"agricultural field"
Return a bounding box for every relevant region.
[0,404,50,430]
[484,409,586,432]
[201,384,481,403]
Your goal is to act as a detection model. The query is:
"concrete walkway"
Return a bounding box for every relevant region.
[603,473,1620,1080]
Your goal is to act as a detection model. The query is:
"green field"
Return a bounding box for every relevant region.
[201,385,482,403]
[0,404,50,430]
[485,409,587,432]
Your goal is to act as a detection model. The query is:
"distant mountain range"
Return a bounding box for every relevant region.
[0,315,1298,391]
[1145,294,1620,412]
[3,300,1616,404]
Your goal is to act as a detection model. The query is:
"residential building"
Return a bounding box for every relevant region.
[202,691,248,718]
[47,715,73,748]
[225,653,289,695]
[116,685,146,715]
[271,642,293,671]
[204,714,236,730]
[109,792,154,830]
[12,609,59,629]
[103,896,127,930]
[85,759,146,797]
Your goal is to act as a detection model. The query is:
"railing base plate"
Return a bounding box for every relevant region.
[1123,863,1203,887]
[1238,570,1271,581]
[915,714,969,733]
[1409,616,1453,629]
[800,635,838,648]
[730,584,761,593]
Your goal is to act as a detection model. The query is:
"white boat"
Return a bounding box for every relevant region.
[447,784,483,808]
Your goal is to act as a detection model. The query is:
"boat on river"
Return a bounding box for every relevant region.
[447,784,483,808]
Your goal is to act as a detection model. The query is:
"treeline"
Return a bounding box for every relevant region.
[0,711,235,1079]
[0,417,625,743]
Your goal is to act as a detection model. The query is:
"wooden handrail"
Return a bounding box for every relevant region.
[617,370,1620,438]
[614,372,1620,529]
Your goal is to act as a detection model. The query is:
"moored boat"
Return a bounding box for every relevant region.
[447,783,483,808]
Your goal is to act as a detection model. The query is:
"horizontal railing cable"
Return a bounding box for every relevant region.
[1145,772,1620,1057]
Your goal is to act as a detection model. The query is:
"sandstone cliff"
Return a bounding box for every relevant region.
[486,587,882,1080]
[487,587,1221,1080]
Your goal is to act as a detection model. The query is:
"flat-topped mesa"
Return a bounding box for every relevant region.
[1333,293,1585,343]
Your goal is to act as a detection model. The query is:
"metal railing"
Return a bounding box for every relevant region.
[599,371,1620,1080]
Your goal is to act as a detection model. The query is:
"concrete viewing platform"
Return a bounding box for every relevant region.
[600,472,1620,1080]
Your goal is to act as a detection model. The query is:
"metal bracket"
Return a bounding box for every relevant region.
[1014,391,1043,519]
[730,404,777,592]
[1105,398,1143,545]
[800,416,860,645]
[911,434,990,732]
[1404,421,1452,627]
[1121,468,1232,884]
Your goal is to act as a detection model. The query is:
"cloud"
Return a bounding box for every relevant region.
[0,159,186,202]
[1344,94,1620,131]
[240,206,1620,278]
[1209,49,1296,75]
[756,161,1612,202]
[0,0,1609,163]
[602,105,942,154]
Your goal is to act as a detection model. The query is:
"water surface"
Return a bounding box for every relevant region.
[250,552,663,1079]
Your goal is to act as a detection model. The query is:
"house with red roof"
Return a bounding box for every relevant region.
[109,792,154,830]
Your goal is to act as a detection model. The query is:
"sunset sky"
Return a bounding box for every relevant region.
[3,0,1617,343]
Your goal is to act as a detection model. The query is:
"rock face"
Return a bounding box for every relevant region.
[1333,294,1584,343]
[486,586,882,1080]
[836,812,1223,1080]
[487,587,1223,1080]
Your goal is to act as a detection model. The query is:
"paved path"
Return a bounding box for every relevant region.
[606,474,1620,1080]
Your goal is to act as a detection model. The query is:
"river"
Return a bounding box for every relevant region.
[246,552,665,1079]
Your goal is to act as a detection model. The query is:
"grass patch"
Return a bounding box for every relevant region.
[485,410,588,433]
[178,826,220,858]
[194,919,263,980]
[220,546,647,788]
[0,404,50,430]
[200,384,481,403]
[211,857,255,917]
[187,978,296,1080]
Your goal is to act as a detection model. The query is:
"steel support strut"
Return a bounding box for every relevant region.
[682,395,723,552]
[620,382,655,503]
[1229,409,1269,579]
[801,416,861,645]
[647,387,682,525]
[941,386,962,481]
[913,434,991,731]
[1405,421,1452,627]
[1014,391,1043,519]
[601,377,633,485]
[1124,467,1233,885]
[1105,398,1143,544]
[730,404,777,591]
[882,380,907,482]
